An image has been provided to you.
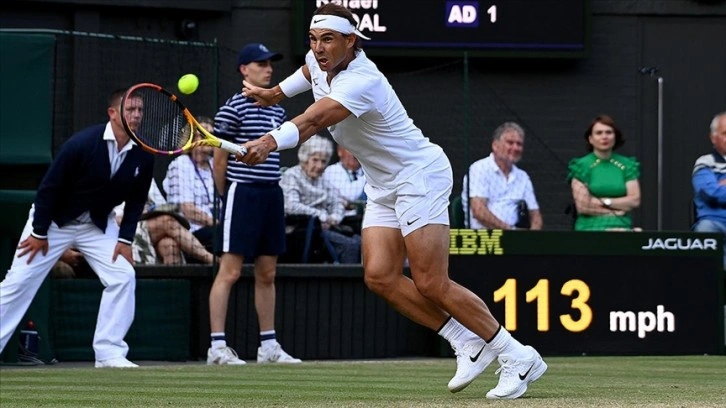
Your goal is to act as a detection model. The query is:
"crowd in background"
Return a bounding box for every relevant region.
[48,110,726,272]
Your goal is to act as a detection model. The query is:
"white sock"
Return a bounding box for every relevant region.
[438,317,481,344]
[486,326,527,359]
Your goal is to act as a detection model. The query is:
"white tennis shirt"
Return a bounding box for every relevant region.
[305,50,444,189]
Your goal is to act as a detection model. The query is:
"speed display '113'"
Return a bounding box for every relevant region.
[295,0,590,58]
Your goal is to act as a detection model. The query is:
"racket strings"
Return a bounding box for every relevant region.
[128,87,192,151]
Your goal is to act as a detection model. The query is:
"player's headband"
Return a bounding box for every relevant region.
[309,15,371,40]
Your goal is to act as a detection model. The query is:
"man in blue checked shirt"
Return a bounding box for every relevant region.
[692,111,726,268]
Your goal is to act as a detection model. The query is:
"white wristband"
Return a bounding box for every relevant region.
[268,121,300,151]
[278,67,312,98]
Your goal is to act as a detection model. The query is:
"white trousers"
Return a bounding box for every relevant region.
[0,206,136,361]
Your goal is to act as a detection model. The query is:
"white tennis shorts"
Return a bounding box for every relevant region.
[362,152,452,236]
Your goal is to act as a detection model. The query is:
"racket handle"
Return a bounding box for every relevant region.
[218,139,248,156]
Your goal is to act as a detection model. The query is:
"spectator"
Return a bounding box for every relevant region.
[163,116,217,255]
[692,111,726,268]
[281,135,362,264]
[323,145,366,215]
[0,88,154,368]
[568,114,641,231]
[115,183,214,265]
[461,122,543,230]
[207,42,300,365]
[50,248,84,279]
[322,145,366,233]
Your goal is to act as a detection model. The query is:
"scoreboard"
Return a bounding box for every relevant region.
[295,0,590,57]
[449,230,725,355]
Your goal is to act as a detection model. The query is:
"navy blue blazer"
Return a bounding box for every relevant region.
[32,123,154,243]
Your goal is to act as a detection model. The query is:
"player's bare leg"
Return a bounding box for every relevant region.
[362,226,449,329]
[403,224,500,337]
[405,223,546,397]
[362,226,490,392]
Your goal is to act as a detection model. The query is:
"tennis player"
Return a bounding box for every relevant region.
[238,4,547,399]
[0,89,154,368]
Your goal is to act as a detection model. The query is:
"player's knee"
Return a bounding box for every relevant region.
[413,274,449,302]
[364,267,396,296]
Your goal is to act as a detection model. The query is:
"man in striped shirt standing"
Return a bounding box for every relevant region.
[207,43,301,365]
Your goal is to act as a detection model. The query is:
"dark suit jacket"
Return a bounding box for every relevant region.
[32,123,154,243]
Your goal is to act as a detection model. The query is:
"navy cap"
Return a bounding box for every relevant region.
[236,43,283,69]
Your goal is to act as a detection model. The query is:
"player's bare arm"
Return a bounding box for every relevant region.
[238,97,351,165]
[242,80,285,106]
[243,65,311,106]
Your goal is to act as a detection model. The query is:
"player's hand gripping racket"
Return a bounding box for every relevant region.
[121,83,247,157]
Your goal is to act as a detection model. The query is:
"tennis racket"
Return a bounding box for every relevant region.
[120,83,247,157]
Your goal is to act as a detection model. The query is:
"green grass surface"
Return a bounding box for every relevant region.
[1,356,725,407]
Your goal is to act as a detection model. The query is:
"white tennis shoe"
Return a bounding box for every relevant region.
[447,338,496,392]
[207,346,247,365]
[257,343,302,364]
[486,345,547,399]
[95,357,139,368]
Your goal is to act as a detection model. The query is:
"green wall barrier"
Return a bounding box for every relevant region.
[0,33,54,165]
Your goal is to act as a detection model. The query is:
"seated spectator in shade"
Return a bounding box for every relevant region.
[280,135,361,263]
[163,116,218,254]
[692,111,726,268]
[568,114,641,231]
[322,145,366,232]
[115,181,214,265]
[51,248,85,279]
[462,122,542,230]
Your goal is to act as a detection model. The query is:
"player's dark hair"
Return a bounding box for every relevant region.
[583,114,625,151]
[313,3,362,50]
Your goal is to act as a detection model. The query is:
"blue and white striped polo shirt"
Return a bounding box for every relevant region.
[214,93,286,183]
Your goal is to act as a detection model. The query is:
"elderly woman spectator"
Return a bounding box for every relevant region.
[280,135,361,263]
[568,114,641,231]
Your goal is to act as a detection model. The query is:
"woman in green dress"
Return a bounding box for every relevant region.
[568,115,641,231]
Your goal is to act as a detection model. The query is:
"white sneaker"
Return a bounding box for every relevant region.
[447,338,496,393]
[486,346,547,399]
[257,343,302,364]
[95,357,139,368]
[207,346,247,365]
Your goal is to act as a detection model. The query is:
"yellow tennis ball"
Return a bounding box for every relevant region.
[178,74,199,95]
